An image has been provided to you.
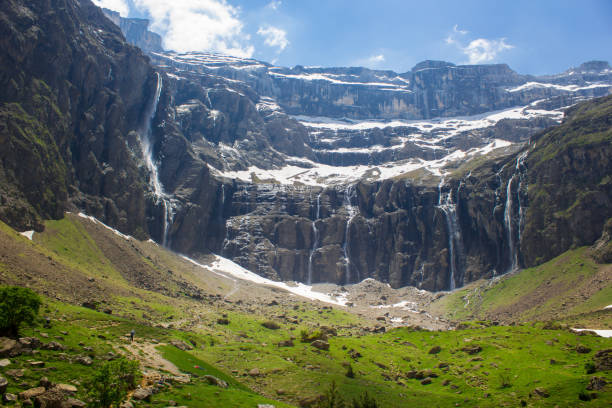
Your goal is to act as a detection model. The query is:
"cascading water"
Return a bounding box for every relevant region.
[307,192,322,285]
[436,177,462,291]
[342,185,358,284]
[503,151,529,272]
[140,72,175,247]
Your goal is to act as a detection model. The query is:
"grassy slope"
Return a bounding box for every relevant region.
[0,216,610,407]
[431,247,612,327]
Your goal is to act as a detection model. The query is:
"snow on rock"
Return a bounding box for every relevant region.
[77,213,132,240]
[19,230,34,240]
[182,254,348,306]
[571,328,612,338]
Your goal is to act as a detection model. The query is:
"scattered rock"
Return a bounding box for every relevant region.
[65,398,86,407]
[586,376,607,391]
[6,369,25,378]
[3,393,17,403]
[594,349,612,371]
[0,338,22,357]
[0,376,7,394]
[461,345,482,355]
[533,387,549,398]
[75,356,92,366]
[39,377,53,389]
[0,358,10,367]
[421,378,432,385]
[428,346,442,354]
[575,344,592,354]
[277,339,294,347]
[248,368,261,377]
[442,379,451,386]
[55,384,77,394]
[310,340,330,351]
[42,342,65,351]
[203,375,228,388]
[19,338,41,349]
[35,389,65,408]
[169,340,193,351]
[132,387,153,401]
[217,318,230,325]
[30,361,45,368]
[19,387,46,400]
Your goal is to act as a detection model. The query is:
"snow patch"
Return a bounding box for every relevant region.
[77,213,132,240]
[20,230,34,240]
[571,328,612,338]
[182,254,348,306]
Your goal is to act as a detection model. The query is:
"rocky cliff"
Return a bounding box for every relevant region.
[1,0,611,292]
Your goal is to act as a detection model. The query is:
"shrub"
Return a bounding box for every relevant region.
[345,363,355,379]
[0,286,41,336]
[88,358,141,408]
[498,372,512,389]
[585,361,596,374]
[351,392,379,408]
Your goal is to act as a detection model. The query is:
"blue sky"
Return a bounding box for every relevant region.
[94,0,612,75]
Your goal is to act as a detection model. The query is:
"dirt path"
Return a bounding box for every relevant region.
[122,341,183,376]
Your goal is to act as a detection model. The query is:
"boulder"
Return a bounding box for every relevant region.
[132,387,153,401]
[0,338,21,357]
[0,358,10,367]
[3,393,17,403]
[75,356,92,366]
[55,384,77,394]
[310,340,330,351]
[42,342,66,351]
[594,349,612,371]
[216,318,230,325]
[277,339,294,347]
[428,346,442,354]
[39,377,53,389]
[533,387,549,398]
[0,376,7,394]
[203,375,228,388]
[19,387,46,400]
[34,389,65,408]
[420,378,432,385]
[261,321,280,330]
[575,344,592,354]
[169,340,193,351]
[65,398,86,407]
[19,338,42,349]
[30,361,45,368]
[461,345,482,355]
[586,376,607,391]
[248,368,261,377]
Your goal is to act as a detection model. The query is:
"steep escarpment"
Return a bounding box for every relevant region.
[0,0,158,233]
[522,94,612,266]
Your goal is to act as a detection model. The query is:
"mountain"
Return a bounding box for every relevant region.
[0,0,611,292]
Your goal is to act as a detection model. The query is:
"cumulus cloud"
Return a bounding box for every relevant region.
[92,0,129,16]
[369,54,385,63]
[257,26,289,51]
[463,38,514,64]
[133,0,254,57]
[445,25,513,64]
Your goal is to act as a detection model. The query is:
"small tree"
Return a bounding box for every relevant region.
[352,392,379,408]
[0,286,41,337]
[88,358,141,408]
[318,381,345,408]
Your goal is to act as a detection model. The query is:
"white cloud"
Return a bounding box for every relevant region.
[444,25,514,64]
[463,38,514,64]
[92,0,129,16]
[266,0,282,10]
[368,54,385,63]
[257,26,289,52]
[133,0,254,57]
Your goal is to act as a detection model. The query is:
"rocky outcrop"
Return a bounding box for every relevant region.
[102,9,163,53]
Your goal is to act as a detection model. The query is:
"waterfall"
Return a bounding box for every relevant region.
[140,72,175,247]
[343,185,358,284]
[436,177,462,291]
[307,192,322,285]
[503,151,529,272]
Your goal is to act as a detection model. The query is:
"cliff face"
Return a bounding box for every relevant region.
[102,8,163,53]
[1,0,611,292]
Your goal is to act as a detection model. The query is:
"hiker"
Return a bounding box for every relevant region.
[130,329,135,342]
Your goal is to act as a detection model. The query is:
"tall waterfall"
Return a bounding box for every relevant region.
[343,185,358,284]
[140,73,175,247]
[307,192,322,285]
[436,177,462,291]
[503,151,529,272]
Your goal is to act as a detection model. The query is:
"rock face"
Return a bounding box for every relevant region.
[1,0,611,292]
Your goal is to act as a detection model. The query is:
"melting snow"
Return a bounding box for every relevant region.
[77,213,132,240]
[506,82,612,93]
[182,254,349,306]
[571,328,612,338]
[20,230,34,240]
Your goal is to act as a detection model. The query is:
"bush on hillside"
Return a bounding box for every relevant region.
[88,358,141,408]
[0,286,41,336]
